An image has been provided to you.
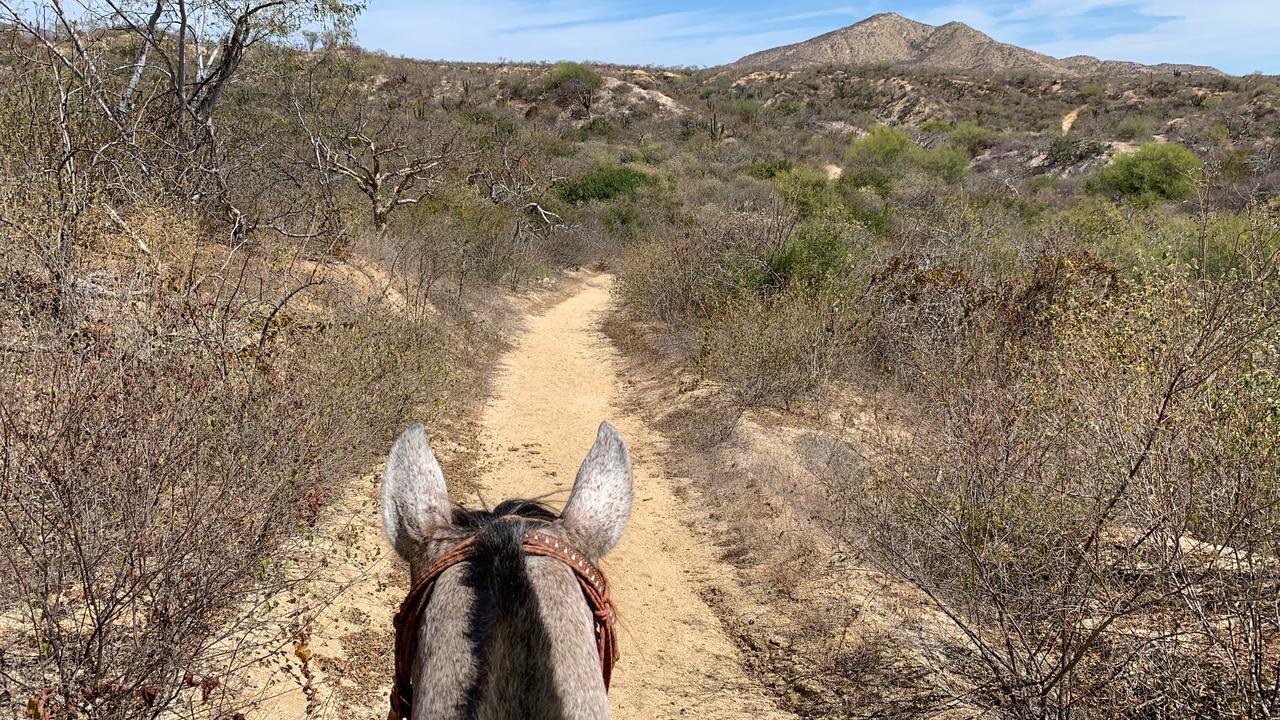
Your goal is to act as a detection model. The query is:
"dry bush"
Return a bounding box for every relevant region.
[701,290,848,412]
[0,192,467,718]
[616,206,795,327]
[839,217,1280,717]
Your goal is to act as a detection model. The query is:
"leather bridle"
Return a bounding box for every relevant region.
[388,527,619,720]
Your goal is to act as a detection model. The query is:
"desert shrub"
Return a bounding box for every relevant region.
[914,145,970,184]
[834,173,893,234]
[556,164,657,203]
[540,61,604,112]
[1048,133,1106,167]
[776,165,839,219]
[0,221,461,717]
[563,117,616,141]
[919,118,952,135]
[845,124,969,184]
[849,246,1280,717]
[848,124,913,167]
[1116,114,1157,140]
[701,289,848,411]
[838,166,894,199]
[620,139,671,165]
[769,98,804,116]
[720,97,764,125]
[786,216,874,290]
[744,158,794,180]
[616,208,793,327]
[947,121,998,156]
[1027,174,1059,194]
[1086,142,1201,205]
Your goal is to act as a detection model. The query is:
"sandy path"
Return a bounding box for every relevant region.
[247,272,790,718]
[1061,105,1086,134]
[474,272,791,719]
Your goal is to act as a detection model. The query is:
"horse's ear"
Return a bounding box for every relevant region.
[562,422,633,560]
[381,423,451,560]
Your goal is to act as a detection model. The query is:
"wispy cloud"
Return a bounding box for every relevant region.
[353,0,1278,74]
[908,0,1278,73]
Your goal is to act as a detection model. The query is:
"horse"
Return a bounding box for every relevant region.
[380,421,632,720]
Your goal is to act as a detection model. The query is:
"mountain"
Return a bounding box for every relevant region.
[729,13,1222,77]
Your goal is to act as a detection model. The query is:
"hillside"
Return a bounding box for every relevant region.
[731,12,1223,77]
[1,5,1278,719]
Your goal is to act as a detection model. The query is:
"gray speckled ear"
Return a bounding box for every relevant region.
[562,421,633,559]
[381,422,451,560]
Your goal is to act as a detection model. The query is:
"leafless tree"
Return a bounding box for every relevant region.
[309,120,456,232]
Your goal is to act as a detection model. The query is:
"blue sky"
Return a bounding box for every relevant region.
[354,1,1278,75]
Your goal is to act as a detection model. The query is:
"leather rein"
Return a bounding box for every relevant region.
[388,527,619,720]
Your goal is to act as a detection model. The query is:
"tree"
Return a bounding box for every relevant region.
[0,0,365,314]
[0,0,363,150]
[309,119,456,232]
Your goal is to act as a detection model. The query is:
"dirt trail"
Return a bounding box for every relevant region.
[1061,105,1086,134]
[249,272,791,719]
[477,272,791,719]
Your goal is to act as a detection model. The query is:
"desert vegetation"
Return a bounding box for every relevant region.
[612,66,1280,720]
[0,2,1277,718]
[0,4,592,717]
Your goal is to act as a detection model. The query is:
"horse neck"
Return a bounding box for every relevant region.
[411,524,609,720]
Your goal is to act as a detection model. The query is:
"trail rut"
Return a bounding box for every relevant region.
[249,272,792,719]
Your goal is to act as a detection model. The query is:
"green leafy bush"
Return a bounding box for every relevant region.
[556,165,657,203]
[915,145,971,184]
[845,124,968,183]
[848,124,913,166]
[775,166,839,219]
[1086,142,1201,205]
[947,121,998,156]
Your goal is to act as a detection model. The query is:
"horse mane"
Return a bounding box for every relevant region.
[451,498,570,718]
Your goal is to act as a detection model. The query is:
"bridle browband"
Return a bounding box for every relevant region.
[388,526,619,720]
